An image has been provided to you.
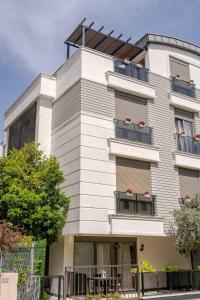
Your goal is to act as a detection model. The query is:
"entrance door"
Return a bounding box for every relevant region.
[117,242,137,290]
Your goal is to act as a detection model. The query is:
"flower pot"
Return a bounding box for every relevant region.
[124,118,131,125]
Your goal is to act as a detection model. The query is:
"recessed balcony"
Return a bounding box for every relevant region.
[176,134,200,155]
[114,59,149,82]
[115,119,153,145]
[106,60,156,100]
[115,191,156,216]
[171,78,195,98]
[174,134,200,170]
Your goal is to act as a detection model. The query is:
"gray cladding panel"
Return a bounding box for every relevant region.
[52,80,81,129]
[81,79,115,117]
[148,73,181,232]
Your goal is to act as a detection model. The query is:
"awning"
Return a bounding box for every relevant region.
[65,23,143,60]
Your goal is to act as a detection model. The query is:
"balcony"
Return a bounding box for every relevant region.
[171,78,195,98]
[176,134,200,155]
[114,59,149,82]
[115,191,156,216]
[115,119,153,145]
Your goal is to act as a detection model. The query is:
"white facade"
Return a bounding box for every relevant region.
[5,33,200,275]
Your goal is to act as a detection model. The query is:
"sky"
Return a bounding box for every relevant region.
[1,0,200,139]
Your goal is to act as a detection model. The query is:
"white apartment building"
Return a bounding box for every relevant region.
[4,23,200,284]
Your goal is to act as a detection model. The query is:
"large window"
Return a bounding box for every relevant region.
[170,57,190,81]
[8,103,37,152]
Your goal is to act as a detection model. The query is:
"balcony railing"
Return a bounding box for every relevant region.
[176,134,200,155]
[171,78,195,98]
[114,59,149,82]
[65,264,138,298]
[115,119,153,145]
[115,191,156,216]
[65,266,200,299]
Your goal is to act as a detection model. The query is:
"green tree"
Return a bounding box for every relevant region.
[0,143,69,244]
[174,195,200,257]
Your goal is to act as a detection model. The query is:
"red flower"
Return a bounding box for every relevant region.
[144,191,150,197]
[126,188,133,194]
[138,120,145,126]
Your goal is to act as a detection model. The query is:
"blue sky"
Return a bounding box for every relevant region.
[1,0,200,140]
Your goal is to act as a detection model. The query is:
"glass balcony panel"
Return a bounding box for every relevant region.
[114,59,149,82]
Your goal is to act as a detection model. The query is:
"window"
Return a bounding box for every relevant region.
[170,57,190,81]
[8,103,37,152]
[116,158,150,194]
[115,92,147,123]
[179,168,200,198]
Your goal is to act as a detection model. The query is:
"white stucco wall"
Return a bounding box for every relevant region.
[137,236,191,271]
[147,43,200,88]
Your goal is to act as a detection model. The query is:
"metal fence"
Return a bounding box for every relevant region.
[176,135,200,155]
[141,270,200,296]
[17,275,40,300]
[42,275,64,300]
[114,59,149,82]
[115,119,153,145]
[171,78,195,98]
[65,264,139,299]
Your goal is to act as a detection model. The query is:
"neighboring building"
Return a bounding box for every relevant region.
[0,141,3,157]
[4,23,200,280]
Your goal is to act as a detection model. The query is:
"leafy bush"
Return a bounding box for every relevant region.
[141,259,156,272]
[162,265,179,272]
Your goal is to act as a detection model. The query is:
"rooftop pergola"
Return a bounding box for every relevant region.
[64,18,144,60]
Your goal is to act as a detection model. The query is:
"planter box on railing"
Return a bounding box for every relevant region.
[115,119,153,145]
[115,191,156,216]
[171,78,195,98]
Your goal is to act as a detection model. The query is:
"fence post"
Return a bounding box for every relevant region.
[63,267,68,300]
[137,268,141,300]
[30,242,35,274]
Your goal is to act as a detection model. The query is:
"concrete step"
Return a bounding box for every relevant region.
[142,291,200,300]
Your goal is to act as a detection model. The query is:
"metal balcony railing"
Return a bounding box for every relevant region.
[115,191,156,216]
[114,59,149,82]
[171,78,195,98]
[176,134,200,155]
[115,119,153,145]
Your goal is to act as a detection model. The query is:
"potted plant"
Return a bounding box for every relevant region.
[180,131,186,137]
[175,74,181,80]
[138,120,145,127]
[124,117,132,125]
[189,79,195,86]
[194,134,200,140]
[144,191,150,198]
[136,63,143,69]
[126,188,133,196]
[123,58,130,65]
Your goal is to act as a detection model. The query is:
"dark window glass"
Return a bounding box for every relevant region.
[8,103,37,152]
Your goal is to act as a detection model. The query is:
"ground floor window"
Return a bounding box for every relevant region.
[74,239,137,266]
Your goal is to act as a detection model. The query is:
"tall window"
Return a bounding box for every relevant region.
[175,108,194,153]
[170,57,190,81]
[8,103,37,152]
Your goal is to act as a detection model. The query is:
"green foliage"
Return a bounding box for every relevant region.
[40,290,50,300]
[18,270,29,286]
[162,265,179,272]
[85,294,102,300]
[0,143,70,244]
[85,293,122,300]
[106,292,122,300]
[174,194,200,255]
[141,259,156,272]
[34,240,46,276]
[196,265,200,271]
[19,235,33,247]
